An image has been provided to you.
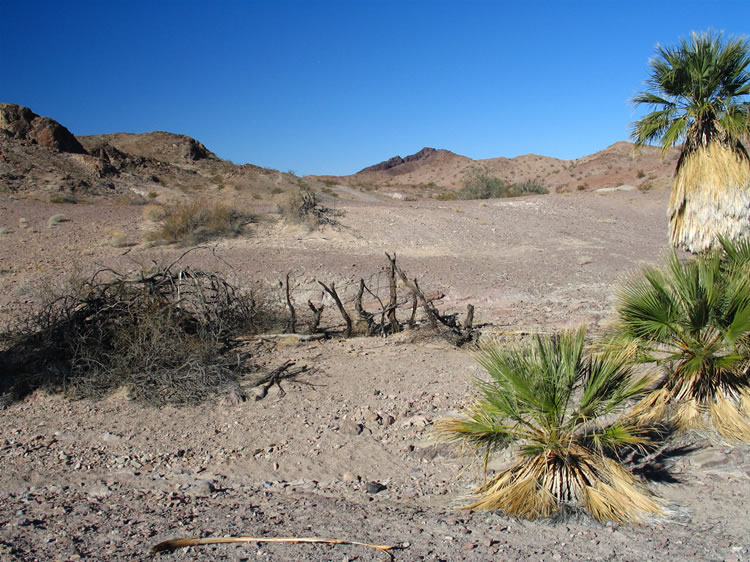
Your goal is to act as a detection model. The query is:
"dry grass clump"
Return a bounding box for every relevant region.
[0,264,273,406]
[145,200,254,245]
[142,204,167,222]
[104,229,130,248]
[48,214,69,228]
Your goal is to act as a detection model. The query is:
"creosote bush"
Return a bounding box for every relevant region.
[145,200,254,245]
[459,166,548,199]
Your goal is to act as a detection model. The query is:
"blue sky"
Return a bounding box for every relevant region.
[2,1,749,175]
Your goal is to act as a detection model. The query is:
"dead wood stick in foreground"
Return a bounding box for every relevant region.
[151,535,402,559]
[283,272,297,333]
[318,281,353,337]
[253,360,304,400]
[385,252,402,333]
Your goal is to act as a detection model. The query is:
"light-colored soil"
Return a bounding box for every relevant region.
[1,188,749,561]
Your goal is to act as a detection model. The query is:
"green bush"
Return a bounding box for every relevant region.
[459,166,508,199]
[458,166,549,200]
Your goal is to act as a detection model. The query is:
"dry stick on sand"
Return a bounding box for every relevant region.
[318,280,352,337]
[283,272,297,333]
[151,536,402,559]
[252,360,309,401]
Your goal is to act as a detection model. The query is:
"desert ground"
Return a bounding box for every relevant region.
[1,187,749,561]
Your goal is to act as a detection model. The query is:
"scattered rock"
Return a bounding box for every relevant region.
[365,481,386,494]
[340,421,364,435]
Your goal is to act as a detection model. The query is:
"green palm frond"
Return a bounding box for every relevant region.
[436,328,660,521]
[615,240,750,439]
[631,31,750,161]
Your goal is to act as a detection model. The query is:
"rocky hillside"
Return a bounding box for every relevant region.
[1,102,681,201]
[0,104,299,200]
[316,142,680,194]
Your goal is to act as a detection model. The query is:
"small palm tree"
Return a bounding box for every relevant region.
[436,328,662,522]
[614,244,750,440]
[631,31,750,253]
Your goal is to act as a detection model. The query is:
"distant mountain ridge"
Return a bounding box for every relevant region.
[0,102,679,198]
[315,141,679,193]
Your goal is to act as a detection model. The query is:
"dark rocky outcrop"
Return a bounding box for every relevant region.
[0,103,87,154]
[359,147,439,173]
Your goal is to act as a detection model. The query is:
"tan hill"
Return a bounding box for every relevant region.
[1,102,680,203]
[0,104,301,201]
[314,141,680,194]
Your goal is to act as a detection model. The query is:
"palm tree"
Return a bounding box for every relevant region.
[631,31,750,253]
[614,243,750,440]
[436,328,662,522]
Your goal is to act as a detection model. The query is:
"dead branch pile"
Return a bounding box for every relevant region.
[0,263,266,406]
[0,252,475,407]
[280,253,476,345]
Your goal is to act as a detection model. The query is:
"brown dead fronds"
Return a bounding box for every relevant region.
[669,143,750,253]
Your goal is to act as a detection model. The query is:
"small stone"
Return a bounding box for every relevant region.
[366,481,386,494]
[462,543,476,551]
[342,472,360,483]
[340,421,364,435]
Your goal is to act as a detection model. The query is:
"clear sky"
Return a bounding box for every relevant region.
[2,1,749,175]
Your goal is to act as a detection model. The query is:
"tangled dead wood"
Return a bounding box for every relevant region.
[0,251,475,407]
[0,261,266,405]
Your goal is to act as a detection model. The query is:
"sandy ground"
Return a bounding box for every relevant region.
[1,188,749,561]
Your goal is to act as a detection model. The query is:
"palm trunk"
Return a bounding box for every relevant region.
[669,143,750,253]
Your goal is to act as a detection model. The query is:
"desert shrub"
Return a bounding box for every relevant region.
[145,201,254,245]
[105,229,130,248]
[320,186,339,197]
[459,166,508,199]
[0,226,10,235]
[142,204,167,222]
[278,185,342,227]
[637,169,646,179]
[459,166,548,199]
[508,180,548,196]
[270,187,284,195]
[436,328,662,522]
[637,181,654,192]
[49,194,77,204]
[0,266,274,406]
[48,214,69,228]
[436,192,458,201]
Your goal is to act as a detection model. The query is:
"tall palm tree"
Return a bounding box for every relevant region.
[614,242,750,440]
[436,328,662,522]
[631,31,750,253]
